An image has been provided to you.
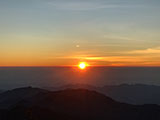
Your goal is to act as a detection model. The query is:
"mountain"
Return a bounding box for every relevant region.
[44,84,97,91]
[0,87,160,120]
[0,87,48,109]
[44,84,160,105]
[99,84,160,105]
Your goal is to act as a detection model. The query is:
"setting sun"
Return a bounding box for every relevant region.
[78,62,88,70]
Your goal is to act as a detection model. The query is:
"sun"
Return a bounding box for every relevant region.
[78,62,88,70]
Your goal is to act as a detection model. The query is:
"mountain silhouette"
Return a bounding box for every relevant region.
[99,84,160,105]
[45,84,160,105]
[0,87,160,120]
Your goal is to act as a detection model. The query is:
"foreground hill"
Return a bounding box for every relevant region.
[0,87,160,120]
[45,84,160,105]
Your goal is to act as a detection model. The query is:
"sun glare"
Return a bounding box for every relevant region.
[78,62,88,70]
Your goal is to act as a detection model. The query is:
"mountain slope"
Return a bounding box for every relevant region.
[99,84,160,104]
[45,84,160,105]
[0,87,48,109]
[0,87,160,120]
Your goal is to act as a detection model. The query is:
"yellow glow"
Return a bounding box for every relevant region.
[78,62,88,70]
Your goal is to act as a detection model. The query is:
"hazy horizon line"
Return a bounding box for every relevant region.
[1,65,160,68]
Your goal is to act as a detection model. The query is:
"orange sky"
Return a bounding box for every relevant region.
[1,0,160,67]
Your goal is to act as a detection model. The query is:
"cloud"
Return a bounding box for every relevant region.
[48,55,146,62]
[46,53,160,66]
[129,47,160,54]
[103,35,134,41]
[46,1,138,11]
[45,46,160,66]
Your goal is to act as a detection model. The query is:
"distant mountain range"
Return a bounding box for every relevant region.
[0,87,160,120]
[44,84,160,105]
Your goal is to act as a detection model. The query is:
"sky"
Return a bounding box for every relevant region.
[0,0,160,66]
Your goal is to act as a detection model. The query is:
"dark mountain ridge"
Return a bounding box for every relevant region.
[44,84,160,105]
[0,87,160,120]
